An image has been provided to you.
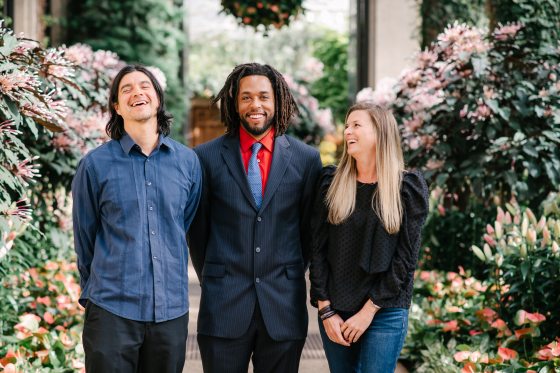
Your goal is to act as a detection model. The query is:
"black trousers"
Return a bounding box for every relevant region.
[83,302,189,373]
[197,303,305,373]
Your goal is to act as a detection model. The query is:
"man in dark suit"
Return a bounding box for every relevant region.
[189,63,322,373]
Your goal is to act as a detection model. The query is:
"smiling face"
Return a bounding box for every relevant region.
[344,109,377,161]
[236,75,275,139]
[114,71,159,125]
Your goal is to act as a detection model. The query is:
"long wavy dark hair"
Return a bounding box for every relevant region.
[106,64,172,140]
[212,63,299,137]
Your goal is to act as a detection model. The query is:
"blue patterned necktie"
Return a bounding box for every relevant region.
[247,142,263,208]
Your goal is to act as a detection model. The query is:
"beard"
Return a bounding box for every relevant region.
[240,114,274,137]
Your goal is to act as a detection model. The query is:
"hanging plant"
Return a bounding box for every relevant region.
[220,0,304,31]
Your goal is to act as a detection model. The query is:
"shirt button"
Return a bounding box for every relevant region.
[147,181,152,186]
[255,278,260,283]
[257,217,262,222]
[151,231,156,235]
[257,159,261,163]
[255,247,261,253]
[153,256,158,259]
[149,206,153,211]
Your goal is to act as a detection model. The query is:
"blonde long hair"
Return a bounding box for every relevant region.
[326,102,405,234]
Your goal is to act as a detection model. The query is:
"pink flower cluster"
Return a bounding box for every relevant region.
[284,74,335,134]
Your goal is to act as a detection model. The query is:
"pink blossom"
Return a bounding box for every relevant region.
[64,43,94,65]
[146,66,167,91]
[301,57,324,82]
[493,23,522,41]
[416,50,438,69]
[315,109,335,133]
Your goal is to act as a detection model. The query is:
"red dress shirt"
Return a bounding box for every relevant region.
[239,126,275,195]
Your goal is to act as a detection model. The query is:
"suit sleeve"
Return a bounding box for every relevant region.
[368,171,429,307]
[71,157,99,307]
[299,150,323,268]
[188,149,209,282]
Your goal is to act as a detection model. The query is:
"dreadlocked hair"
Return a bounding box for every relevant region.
[212,63,299,136]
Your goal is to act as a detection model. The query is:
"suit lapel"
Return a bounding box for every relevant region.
[260,135,291,211]
[220,135,258,209]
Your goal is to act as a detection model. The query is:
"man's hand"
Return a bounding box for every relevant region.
[340,301,379,343]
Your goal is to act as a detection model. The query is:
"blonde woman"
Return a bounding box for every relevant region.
[310,102,429,372]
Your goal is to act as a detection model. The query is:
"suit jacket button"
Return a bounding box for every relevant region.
[257,216,262,222]
[255,277,260,283]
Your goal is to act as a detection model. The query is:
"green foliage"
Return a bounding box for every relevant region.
[420,197,493,275]
[309,31,349,124]
[65,0,186,139]
[472,200,560,342]
[0,260,84,371]
[488,0,560,51]
[363,23,560,212]
[418,0,486,48]
[220,0,304,32]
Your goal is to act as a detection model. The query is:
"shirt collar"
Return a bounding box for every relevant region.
[239,126,275,152]
[119,133,173,155]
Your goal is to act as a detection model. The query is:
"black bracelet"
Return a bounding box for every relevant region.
[318,305,334,316]
[320,310,337,320]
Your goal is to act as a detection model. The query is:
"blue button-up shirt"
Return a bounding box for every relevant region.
[72,134,202,322]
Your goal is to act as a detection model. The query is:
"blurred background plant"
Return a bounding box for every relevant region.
[220,0,304,32]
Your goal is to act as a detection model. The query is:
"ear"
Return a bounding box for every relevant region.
[114,103,121,116]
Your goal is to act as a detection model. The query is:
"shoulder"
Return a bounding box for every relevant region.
[401,170,429,210]
[165,137,196,157]
[194,135,225,157]
[282,135,320,157]
[78,140,115,169]
[318,165,336,192]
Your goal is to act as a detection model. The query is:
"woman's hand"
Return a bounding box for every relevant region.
[340,301,379,343]
[318,300,350,347]
[322,313,351,346]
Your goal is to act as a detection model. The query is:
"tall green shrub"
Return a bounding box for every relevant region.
[309,30,349,124]
[65,0,186,139]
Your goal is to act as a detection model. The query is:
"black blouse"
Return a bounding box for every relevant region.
[309,166,429,312]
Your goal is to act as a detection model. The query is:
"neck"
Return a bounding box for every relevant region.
[354,155,377,183]
[124,120,159,155]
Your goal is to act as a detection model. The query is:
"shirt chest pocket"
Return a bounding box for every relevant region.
[99,173,141,222]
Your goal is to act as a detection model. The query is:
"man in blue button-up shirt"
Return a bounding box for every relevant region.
[72,65,201,373]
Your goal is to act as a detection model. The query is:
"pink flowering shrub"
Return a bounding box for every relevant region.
[283,74,335,145]
[403,198,560,371]
[357,22,560,211]
[0,260,85,372]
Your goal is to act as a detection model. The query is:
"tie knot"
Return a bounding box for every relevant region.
[252,142,262,153]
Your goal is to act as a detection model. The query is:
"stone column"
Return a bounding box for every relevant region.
[13,0,43,40]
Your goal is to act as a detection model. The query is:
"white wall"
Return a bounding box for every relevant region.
[370,0,420,87]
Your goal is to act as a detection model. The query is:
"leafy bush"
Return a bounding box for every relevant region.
[471,199,560,342]
[0,260,84,371]
[360,22,560,211]
[403,199,560,371]
[309,30,349,124]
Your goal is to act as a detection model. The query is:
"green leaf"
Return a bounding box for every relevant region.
[0,33,18,56]
[520,261,530,281]
[522,143,539,157]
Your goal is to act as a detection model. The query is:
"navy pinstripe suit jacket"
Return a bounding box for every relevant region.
[189,133,322,341]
